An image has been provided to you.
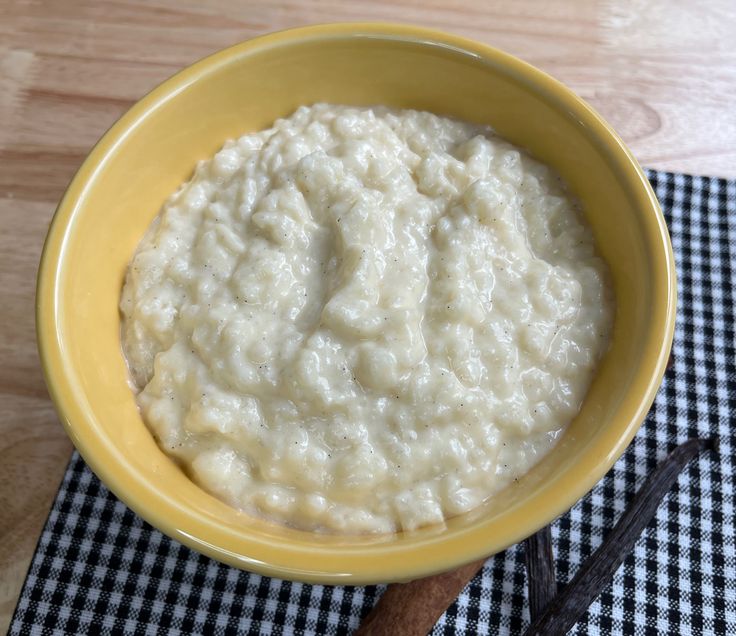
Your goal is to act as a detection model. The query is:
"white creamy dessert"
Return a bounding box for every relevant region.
[121,104,614,534]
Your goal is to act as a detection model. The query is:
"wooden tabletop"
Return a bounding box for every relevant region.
[1,0,735,630]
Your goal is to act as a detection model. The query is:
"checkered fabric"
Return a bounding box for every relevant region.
[10,170,735,635]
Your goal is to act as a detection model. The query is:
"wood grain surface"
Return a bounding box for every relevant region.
[1,0,734,630]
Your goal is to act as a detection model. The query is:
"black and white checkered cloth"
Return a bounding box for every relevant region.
[10,170,735,635]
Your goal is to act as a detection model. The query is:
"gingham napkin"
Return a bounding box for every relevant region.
[10,171,735,635]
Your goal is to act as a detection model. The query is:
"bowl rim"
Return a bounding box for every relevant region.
[36,21,676,584]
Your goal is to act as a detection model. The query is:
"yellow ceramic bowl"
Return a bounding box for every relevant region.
[37,23,675,584]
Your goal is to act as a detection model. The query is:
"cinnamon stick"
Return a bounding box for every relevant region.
[354,558,487,636]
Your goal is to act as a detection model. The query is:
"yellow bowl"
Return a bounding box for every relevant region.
[37,23,675,584]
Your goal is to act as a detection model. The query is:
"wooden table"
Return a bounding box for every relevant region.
[1,0,734,630]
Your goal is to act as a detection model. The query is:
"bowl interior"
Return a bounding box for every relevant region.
[38,24,674,583]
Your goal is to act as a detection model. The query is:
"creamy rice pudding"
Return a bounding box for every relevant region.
[121,104,613,533]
